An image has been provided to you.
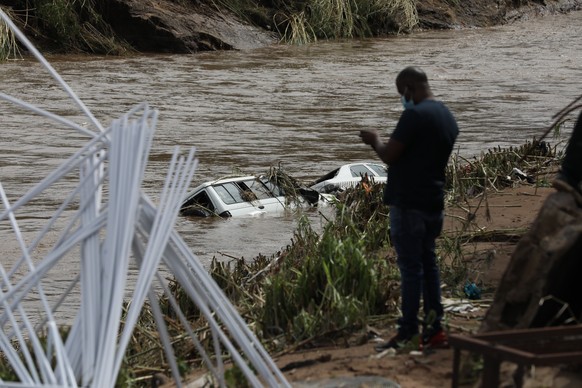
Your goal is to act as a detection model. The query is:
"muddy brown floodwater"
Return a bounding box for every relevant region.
[0,10,581,322]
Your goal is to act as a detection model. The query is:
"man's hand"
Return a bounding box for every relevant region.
[359,129,404,166]
[359,129,379,146]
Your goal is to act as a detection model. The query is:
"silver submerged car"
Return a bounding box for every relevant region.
[180,175,331,218]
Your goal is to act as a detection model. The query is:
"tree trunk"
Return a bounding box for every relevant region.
[481,190,582,332]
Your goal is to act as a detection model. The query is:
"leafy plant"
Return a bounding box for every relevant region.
[261,188,395,341]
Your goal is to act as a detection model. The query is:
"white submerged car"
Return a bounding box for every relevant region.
[180,175,332,218]
[309,162,388,194]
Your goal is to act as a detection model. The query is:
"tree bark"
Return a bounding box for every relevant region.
[481,190,582,332]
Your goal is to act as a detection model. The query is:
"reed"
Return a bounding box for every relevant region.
[308,0,418,39]
[274,10,317,44]
[274,0,418,44]
[0,8,21,61]
[309,0,357,38]
[6,0,419,53]
[6,0,132,54]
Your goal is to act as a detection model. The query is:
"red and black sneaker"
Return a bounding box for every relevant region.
[421,329,449,350]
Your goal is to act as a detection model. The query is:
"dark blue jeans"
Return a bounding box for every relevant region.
[390,205,444,339]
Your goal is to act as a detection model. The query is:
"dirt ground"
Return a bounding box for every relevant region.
[177,183,582,387]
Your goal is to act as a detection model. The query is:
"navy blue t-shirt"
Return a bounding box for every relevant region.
[384,99,459,211]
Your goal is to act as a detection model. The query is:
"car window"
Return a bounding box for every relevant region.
[192,191,215,211]
[242,178,273,200]
[214,183,244,205]
[350,164,374,177]
[259,176,284,196]
[313,168,340,184]
[181,190,216,216]
[367,164,388,177]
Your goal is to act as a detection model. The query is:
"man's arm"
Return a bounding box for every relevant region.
[359,129,405,165]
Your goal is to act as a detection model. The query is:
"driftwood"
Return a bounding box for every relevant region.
[481,188,582,332]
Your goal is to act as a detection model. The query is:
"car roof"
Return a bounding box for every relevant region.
[338,162,386,174]
[209,175,258,185]
[185,175,258,196]
[341,162,384,168]
[312,162,385,184]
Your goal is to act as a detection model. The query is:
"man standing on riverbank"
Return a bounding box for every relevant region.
[359,66,459,351]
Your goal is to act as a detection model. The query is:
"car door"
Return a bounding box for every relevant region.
[211,179,285,217]
[365,163,388,183]
[240,178,286,214]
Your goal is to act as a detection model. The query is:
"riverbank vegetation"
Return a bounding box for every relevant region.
[117,138,561,385]
[2,0,576,58]
[261,0,418,44]
[0,0,134,59]
[0,0,417,59]
[2,0,580,59]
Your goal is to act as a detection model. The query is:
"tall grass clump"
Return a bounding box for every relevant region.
[39,0,132,54]
[308,0,418,39]
[274,10,316,45]
[9,0,132,54]
[0,8,21,61]
[35,0,82,49]
[274,0,418,44]
[437,232,468,289]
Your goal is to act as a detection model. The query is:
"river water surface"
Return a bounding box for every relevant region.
[1,10,582,319]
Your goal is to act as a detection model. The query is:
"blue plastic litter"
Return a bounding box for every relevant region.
[464,282,481,300]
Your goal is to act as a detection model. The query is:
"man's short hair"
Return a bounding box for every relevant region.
[396,66,428,85]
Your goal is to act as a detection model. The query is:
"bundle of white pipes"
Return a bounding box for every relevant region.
[0,9,289,387]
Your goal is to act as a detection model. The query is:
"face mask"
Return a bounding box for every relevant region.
[401,95,414,110]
